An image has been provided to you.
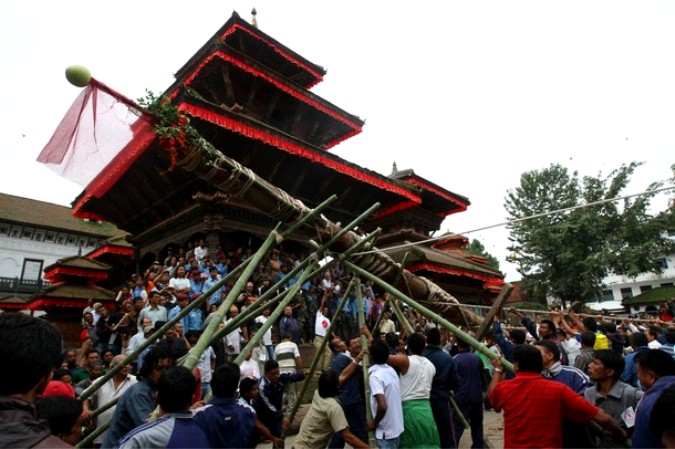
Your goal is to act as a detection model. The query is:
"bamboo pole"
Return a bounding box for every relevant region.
[475,283,513,341]
[281,279,356,439]
[234,262,316,365]
[355,279,375,446]
[372,252,409,333]
[344,261,515,373]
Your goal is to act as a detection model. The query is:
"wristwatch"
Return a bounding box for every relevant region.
[494,368,503,373]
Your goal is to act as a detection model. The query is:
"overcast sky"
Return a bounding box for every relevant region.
[1,1,673,282]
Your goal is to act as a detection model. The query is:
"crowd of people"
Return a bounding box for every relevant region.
[1,237,675,448]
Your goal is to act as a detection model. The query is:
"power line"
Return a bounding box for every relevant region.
[352,184,674,256]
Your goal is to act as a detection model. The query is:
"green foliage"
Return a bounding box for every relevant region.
[505,162,675,307]
[466,239,500,270]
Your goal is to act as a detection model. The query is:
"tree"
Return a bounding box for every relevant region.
[467,239,500,270]
[504,162,675,307]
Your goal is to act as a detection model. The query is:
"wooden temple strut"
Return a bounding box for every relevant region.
[176,136,487,329]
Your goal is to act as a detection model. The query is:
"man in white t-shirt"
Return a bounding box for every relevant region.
[275,332,302,411]
[314,289,333,374]
[255,307,274,361]
[367,339,404,448]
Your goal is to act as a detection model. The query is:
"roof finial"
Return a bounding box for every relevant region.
[77,247,82,257]
[392,161,398,174]
[251,8,258,28]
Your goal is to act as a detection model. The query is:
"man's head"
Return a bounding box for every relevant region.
[239,376,259,402]
[96,304,109,318]
[157,366,197,413]
[210,362,240,399]
[347,338,362,358]
[0,314,63,397]
[580,330,596,349]
[88,361,103,380]
[534,340,560,368]
[264,360,280,384]
[35,395,84,446]
[538,319,556,339]
[509,329,526,345]
[647,326,662,343]
[148,291,160,306]
[229,305,239,318]
[370,339,389,365]
[587,349,624,382]
[629,331,648,349]
[407,332,427,356]
[84,349,100,368]
[138,346,173,384]
[582,317,598,333]
[318,369,340,399]
[329,337,346,354]
[63,349,77,367]
[284,306,292,317]
[514,344,544,373]
[110,355,131,379]
[635,349,675,390]
[426,327,442,346]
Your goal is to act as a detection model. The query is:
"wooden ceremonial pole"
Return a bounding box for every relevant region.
[474,283,513,342]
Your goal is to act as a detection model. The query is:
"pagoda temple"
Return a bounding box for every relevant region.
[57,11,503,305]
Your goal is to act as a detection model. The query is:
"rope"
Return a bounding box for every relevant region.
[351,184,675,257]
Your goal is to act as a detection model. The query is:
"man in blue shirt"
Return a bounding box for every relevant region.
[621,332,650,388]
[632,349,675,448]
[327,337,368,448]
[423,327,461,449]
[103,346,173,448]
[193,362,257,448]
[453,336,485,449]
[114,366,209,449]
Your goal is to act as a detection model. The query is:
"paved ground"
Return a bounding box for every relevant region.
[260,407,504,448]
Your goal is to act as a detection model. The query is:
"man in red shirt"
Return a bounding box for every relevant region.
[488,344,626,448]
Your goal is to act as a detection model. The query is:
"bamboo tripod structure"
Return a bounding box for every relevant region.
[75,104,512,447]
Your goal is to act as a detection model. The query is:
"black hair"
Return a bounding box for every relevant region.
[264,359,279,374]
[629,332,648,348]
[328,337,341,354]
[580,330,596,348]
[53,368,71,382]
[370,339,390,364]
[426,327,441,346]
[157,366,197,412]
[535,339,560,361]
[239,376,259,396]
[582,317,598,333]
[318,369,339,398]
[407,332,426,355]
[604,322,617,333]
[648,326,663,337]
[0,314,62,395]
[138,345,172,379]
[84,348,99,358]
[385,332,400,350]
[514,344,543,373]
[185,330,201,340]
[509,329,526,345]
[456,338,470,350]
[154,320,167,331]
[540,319,556,332]
[635,349,675,378]
[35,396,82,436]
[210,362,240,398]
[593,349,625,379]
[665,331,675,345]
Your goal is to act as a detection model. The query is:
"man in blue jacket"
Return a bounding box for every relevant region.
[632,349,675,448]
[423,327,461,448]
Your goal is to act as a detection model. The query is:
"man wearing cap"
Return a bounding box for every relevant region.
[168,294,190,331]
[189,270,205,301]
[203,267,224,308]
